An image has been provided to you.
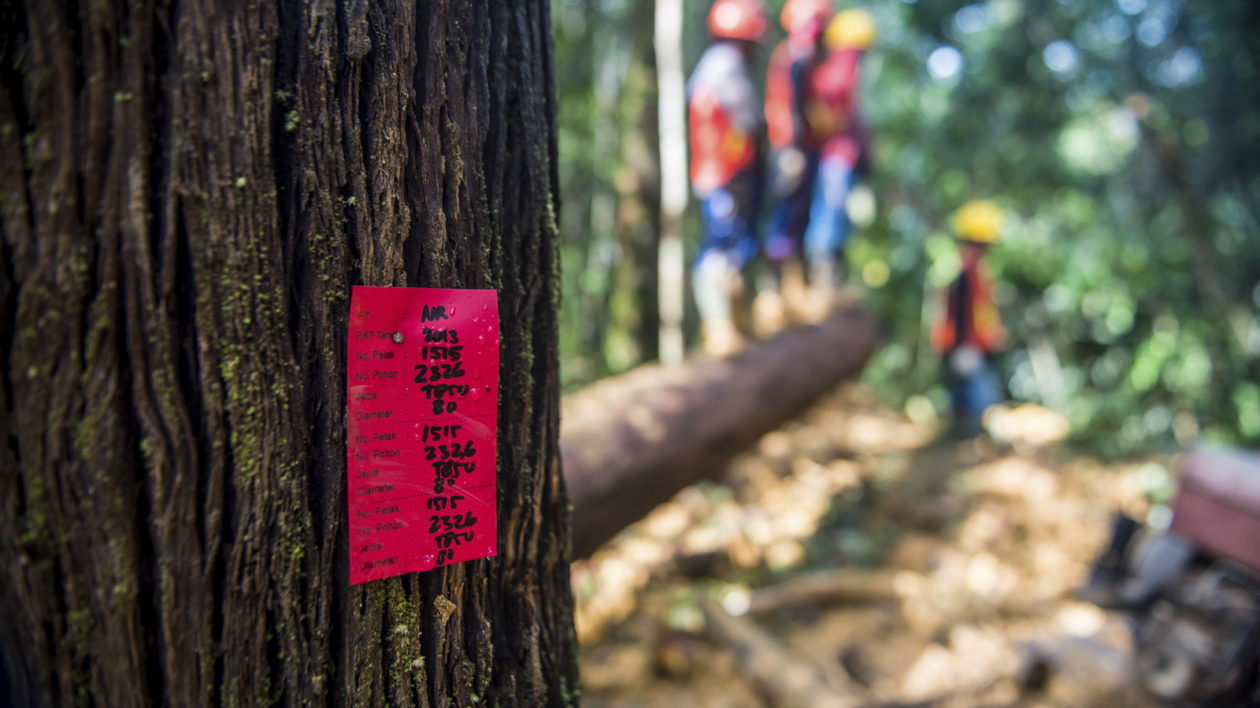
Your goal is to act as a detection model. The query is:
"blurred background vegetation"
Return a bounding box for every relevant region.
[552,0,1260,457]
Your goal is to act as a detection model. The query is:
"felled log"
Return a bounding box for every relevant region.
[563,303,880,557]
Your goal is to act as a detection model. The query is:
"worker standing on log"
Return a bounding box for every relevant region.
[802,8,876,310]
[931,200,1007,437]
[756,0,832,330]
[688,0,769,355]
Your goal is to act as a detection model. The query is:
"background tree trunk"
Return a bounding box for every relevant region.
[607,0,661,370]
[0,1,576,706]
[654,0,687,366]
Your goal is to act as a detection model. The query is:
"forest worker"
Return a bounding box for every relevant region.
[801,8,876,309]
[757,0,832,329]
[688,0,769,355]
[931,200,1007,437]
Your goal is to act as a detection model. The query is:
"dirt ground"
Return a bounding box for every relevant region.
[573,386,1169,707]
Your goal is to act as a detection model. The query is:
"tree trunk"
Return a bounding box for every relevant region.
[654,0,687,366]
[0,2,576,706]
[610,0,661,368]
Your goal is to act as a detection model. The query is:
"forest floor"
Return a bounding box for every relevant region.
[574,384,1168,707]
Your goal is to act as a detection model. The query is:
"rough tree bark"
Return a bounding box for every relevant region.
[0,1,576,706]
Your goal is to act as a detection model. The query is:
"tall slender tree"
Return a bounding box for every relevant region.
[655,0,688,366]
[611,0,662,367]
[0,1,576,705]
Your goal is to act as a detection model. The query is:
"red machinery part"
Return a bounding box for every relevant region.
[1172,448,1260,574]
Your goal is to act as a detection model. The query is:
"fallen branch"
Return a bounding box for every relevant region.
[747,569,898,616]
[700,597,861,708]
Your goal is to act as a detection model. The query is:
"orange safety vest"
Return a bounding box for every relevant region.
[765,41,796,148]
[689,87,756,193]
[765,38,827,149]
[932,251,1005,354]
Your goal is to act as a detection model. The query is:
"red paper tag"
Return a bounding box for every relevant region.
[347,286,499,584]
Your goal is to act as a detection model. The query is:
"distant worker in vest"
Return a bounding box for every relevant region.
[688,0,768,355]
[931,200,1007,437]
[757,0,832,329]
[802,8,876,309]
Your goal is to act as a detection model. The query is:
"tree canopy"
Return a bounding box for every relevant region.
[553,0,1260,456]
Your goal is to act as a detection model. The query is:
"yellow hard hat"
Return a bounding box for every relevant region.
[953,200,1003,243]
[825,9,877,51]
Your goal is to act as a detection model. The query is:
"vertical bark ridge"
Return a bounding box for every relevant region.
[0,36,39,697]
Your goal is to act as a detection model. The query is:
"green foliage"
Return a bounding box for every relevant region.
[554,0,661,388]
[848,0,1260,455]
[554,0,1260,455]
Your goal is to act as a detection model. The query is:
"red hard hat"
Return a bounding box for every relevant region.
[709,0,769,42]
[780,0,833,38]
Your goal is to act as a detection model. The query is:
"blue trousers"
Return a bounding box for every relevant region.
[763,150,819,263]
[804,157,856,263]
[946,355,1002,426]
[696,171,761,269]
